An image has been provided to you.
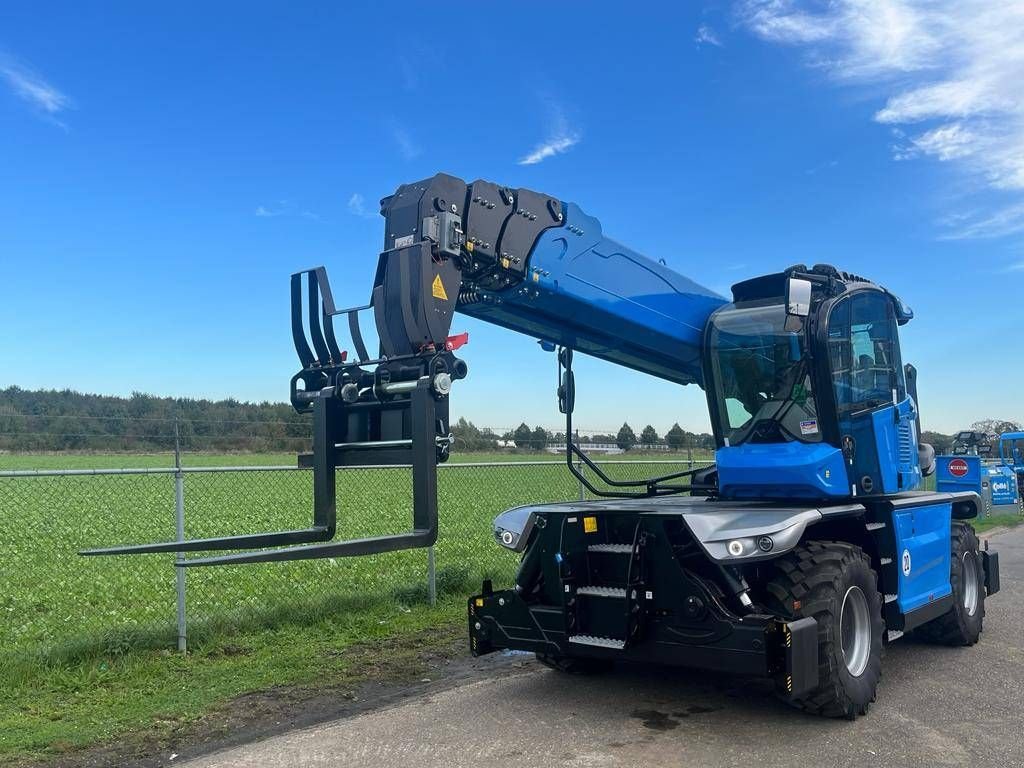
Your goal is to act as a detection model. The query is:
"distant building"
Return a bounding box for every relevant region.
[545,443,624,455]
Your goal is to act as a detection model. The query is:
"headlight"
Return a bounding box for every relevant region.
[493,507,537,552]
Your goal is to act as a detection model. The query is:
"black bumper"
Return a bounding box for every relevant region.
[983,550,1000,595]
[468,589,819,697]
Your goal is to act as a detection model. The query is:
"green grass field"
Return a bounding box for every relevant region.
[0,449,710,470]
[0,450,708,762]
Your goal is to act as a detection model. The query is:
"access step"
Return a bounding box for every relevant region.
[576,586,628,599]
[588,544,633,554]
[568,634,626,650]
[887,629,904,642]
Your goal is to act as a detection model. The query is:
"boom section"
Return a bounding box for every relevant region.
[378,173,726,386]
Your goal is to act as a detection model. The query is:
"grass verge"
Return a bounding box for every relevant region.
[974,513,1023,533]
[0,578,477,767]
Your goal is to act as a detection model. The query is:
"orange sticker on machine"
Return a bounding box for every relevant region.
[432,274,448,300]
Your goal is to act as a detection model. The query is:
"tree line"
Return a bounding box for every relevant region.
[0,386,310,452]
[454,418,716,452]
[1,386,1017,455]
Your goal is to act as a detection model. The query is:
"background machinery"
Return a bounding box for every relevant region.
[997,431,1024,498]
[937,430,1023,517]
[86,173,1000,718]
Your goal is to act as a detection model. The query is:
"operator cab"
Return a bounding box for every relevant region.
[952,431,993,457]
[999,432,1024,470]
[704,264,926,501]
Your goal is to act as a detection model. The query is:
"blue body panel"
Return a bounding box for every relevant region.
[989,468,1019,506]
[871,407,899,493]
[890,502,952,613]
[716,442,849,499]
[458,203,726,386]
[839,399,922,497]
[935,455,983,494]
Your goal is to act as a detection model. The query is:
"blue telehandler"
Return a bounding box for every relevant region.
[85,173,1000,719]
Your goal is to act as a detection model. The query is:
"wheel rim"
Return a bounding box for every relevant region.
[962,552,980,617]
[839,586,871,678]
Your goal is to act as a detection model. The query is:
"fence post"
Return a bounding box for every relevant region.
[174,421,187,654]
[576,429,585,501]
[427,545,437,606]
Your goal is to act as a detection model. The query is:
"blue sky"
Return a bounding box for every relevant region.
[1,2,1021,435]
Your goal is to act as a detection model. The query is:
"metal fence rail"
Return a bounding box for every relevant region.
[0,458,710,665]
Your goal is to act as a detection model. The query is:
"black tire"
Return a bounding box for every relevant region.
[915,522,985,646]
[535,652,613,675]
[763,541,885,718]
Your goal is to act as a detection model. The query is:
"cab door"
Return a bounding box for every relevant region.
[827,291,920,496]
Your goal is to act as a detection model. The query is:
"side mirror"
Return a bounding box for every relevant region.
[918,443,936,477]
[557,346,575,415]
[785,277,812,317]
[558,370,575,414]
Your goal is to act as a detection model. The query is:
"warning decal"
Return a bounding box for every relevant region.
[432,274,448,301]
[948,458,969,478]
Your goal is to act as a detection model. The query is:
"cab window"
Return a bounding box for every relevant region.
[827,292,903,415]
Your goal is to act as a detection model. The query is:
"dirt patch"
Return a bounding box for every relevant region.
[22,625,525,768]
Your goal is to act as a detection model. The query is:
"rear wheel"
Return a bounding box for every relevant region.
[763,541,885,718]
[916,522,985,646]
[535,652,613,675]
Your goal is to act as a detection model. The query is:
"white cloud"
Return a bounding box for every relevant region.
[0,53,72,126]
[696,24,723,47]
[347,193,376,219]
[939,202,1024,240]
[908,123,979,162]
[387,120,420,160]
[738,1,1024,239]
[518,135,578,165]
[805,158,839,175]
[518,108,580,166]
[1006,259,1024,272]
[255,200,323,221]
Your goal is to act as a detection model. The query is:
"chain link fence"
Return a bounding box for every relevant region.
[0,458,710,671]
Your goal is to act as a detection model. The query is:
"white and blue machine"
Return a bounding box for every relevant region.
[938,431,1024,516]
[86,173,1001,720]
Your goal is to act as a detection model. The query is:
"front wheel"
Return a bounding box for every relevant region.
[763,541,885,718]
[916,522,985,646]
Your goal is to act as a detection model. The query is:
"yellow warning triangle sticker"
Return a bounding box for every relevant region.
[432,274,448,301]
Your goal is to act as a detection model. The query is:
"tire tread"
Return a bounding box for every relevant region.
[763,541,885,718]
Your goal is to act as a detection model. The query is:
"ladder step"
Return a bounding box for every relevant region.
[885,593,898,604]
[568,634,626,650]
[887,629,904,642]
[866,522,886,531]
[576,586,628,599]
[880,557,893,565]
[587,544,633,554]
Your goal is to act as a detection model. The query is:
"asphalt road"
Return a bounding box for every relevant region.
[185,527,1024,768]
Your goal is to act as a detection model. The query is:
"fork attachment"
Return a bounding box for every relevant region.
[81,250,467,565]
